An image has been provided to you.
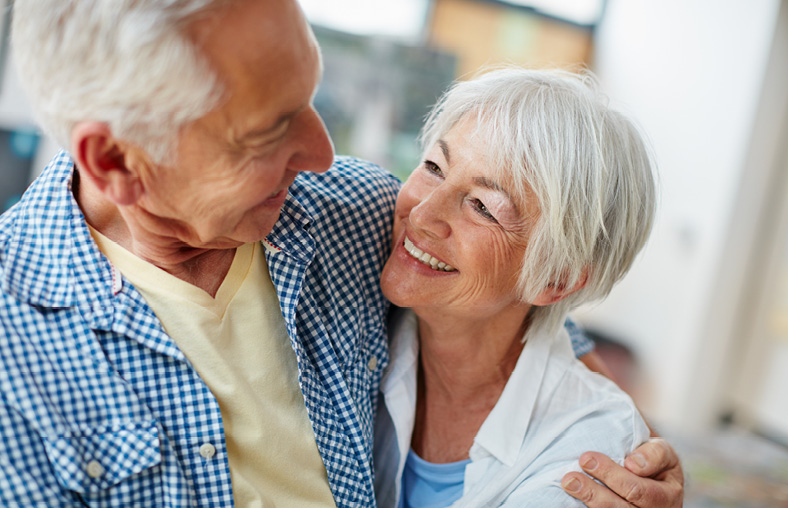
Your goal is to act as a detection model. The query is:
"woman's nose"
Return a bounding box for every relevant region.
[409,187,452,239]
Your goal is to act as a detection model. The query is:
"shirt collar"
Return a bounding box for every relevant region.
[1,150,321,304]
[1,150,115,310]
[263,181,314,264]
[381,307,420,392]
[381,308,567,468]
[471,326,568,467]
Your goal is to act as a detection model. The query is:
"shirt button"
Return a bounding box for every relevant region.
[367,355,378,371]
[86,460,104,479]
[199,443,216,459]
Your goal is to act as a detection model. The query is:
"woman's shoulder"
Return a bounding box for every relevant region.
[536,351,648,451]
[483,357,649,507]
[508,353,649,497]
[453,333,649,508]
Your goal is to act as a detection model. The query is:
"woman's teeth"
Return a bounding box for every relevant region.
[404,237,456,272]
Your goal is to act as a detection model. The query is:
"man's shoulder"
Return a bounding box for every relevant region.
[0,149,73,252]
[287,156,401,245]
[0,193,26,288]
[292,156,401,205]
[318,155,400,183]
[0,195,23,251]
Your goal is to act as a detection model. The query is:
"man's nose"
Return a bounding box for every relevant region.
[289,106,334,174]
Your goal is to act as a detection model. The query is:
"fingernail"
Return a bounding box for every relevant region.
[563,478,582,493]
[581,457,598,471]
[631,453,646,468]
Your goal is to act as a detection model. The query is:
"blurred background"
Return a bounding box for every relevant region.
[1,0,786,505]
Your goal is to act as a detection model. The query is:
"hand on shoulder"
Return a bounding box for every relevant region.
[561,438,684,507]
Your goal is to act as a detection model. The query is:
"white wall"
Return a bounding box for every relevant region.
[755,342,788,439]
[574,0,782,431]
[0,50,60,177]
[0,48,36,127]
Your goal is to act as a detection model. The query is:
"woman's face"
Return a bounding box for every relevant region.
[381,116,537,320]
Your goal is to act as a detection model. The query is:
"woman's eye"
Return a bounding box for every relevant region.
[471,198,497,222]
[423,160,443,177]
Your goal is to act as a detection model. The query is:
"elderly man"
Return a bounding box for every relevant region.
[0,0,681,507]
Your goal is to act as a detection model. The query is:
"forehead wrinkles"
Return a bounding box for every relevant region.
[466,115,540,226]
[183,0,319,140]
[440,115,538,226]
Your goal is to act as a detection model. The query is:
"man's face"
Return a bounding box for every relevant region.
[133,0,333,250]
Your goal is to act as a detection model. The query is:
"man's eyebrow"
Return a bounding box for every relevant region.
[235,51,324,147]
[234,110,298,145]
[438,139,450,164]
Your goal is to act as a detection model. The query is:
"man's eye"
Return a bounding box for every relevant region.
[423,160,443,177]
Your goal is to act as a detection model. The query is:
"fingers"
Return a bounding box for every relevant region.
[624,438,682,480]
[562,470,632,507]
[563,449,684,508]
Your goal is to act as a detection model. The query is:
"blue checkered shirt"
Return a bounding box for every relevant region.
[0,151,401,507]
[0,151,593,507]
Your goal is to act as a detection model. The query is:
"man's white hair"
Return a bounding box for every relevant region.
[421,68,657,340]
[11,0,231,163]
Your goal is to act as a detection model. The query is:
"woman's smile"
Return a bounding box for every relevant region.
[403,236,456,272]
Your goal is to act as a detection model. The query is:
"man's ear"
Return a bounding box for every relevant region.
[71,122,145,206]
[531,268,589,306]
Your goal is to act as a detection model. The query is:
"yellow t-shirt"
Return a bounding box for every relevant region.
[89,229,336,508]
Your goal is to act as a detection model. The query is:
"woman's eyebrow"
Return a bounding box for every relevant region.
[473,176,520,212]
[473,176,509,198]
[438,139,451,163]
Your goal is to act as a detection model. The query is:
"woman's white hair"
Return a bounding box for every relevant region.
[11,0,231,163]
[421,67,657,340]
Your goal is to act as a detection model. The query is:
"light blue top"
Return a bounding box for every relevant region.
[400,450,471,508]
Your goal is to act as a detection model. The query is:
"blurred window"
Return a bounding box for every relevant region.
[502,0,605,27]
[299,0,430,41]
[299,0,599,177]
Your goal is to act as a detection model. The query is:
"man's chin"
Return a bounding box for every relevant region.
[223,222,278,247]
[191,214,280,250]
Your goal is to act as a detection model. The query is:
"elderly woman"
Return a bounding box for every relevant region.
[374,68,661,507]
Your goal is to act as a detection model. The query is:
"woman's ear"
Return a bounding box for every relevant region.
[532,268,589,306]
[71,122,145,206]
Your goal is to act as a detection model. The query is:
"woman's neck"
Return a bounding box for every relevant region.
[410,306,531,463]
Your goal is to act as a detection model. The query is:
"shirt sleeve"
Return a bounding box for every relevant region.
[564,317,595,358]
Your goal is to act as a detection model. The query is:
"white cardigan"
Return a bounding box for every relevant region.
[374,309,649,508]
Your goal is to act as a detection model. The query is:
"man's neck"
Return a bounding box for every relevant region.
[75,170,237,297]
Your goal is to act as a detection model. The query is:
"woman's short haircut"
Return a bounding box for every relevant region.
[12,0,230,163]
[420,67,657,340]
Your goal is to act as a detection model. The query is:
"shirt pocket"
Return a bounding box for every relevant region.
[40,420,162,495]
